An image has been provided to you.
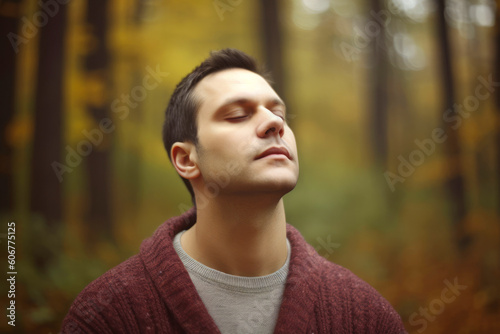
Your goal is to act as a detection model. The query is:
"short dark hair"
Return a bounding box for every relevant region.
[162,48,269,201]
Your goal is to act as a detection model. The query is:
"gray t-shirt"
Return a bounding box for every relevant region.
[173,230,290,334]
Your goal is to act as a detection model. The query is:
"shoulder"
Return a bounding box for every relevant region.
[315,259,406,333]
[61,209,197,333]
[317,259,389,306]
[285,223,405,333]
[61,254,151,333]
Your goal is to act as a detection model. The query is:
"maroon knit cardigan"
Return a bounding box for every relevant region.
[61,208,407,333]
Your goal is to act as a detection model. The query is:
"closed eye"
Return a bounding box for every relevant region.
[226,115,249,122]
[268,101,286,121]
[271,109,286,121]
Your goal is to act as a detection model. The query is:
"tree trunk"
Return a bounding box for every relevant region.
[369,0,389,166]
[494,1,500,215]
[84,0,113,240]
[30,0,68,267]
[435,0,469,251]
[0,0,21,215]
[259,0,286,107]
[121,0,148,220]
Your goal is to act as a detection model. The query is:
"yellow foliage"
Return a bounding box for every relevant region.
[82,71,109,108]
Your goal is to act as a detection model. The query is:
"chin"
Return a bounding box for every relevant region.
[254,176,298,195]
[214,167,299,196]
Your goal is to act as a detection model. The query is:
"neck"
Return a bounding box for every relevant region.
[181,193,288,277]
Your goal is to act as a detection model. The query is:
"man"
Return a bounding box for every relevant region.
[62,48,406,333]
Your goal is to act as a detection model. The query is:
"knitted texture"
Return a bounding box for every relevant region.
[61,209,407,333]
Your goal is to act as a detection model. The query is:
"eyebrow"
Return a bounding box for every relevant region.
[217,97,286,111]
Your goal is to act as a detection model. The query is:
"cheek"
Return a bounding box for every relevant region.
[198,134,242,166]
[212,130,259,157]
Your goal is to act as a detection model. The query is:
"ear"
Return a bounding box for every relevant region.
[171,142,201,180]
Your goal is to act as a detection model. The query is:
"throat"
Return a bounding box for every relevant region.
[180,199,288,276]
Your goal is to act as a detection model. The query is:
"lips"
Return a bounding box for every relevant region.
[255,146,291,160]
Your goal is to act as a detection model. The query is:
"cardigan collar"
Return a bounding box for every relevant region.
[139,208,321,333]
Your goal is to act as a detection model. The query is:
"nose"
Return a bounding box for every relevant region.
[257,108,285,138]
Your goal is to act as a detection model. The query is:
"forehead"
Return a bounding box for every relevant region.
[194,68,280,115]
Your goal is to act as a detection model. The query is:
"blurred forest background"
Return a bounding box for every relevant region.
[1,0,500,332]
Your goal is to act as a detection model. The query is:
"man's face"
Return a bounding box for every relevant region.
[192,68,299,197]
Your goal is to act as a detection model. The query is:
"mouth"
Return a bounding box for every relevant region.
[255,146,291,160]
